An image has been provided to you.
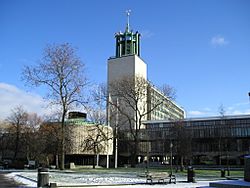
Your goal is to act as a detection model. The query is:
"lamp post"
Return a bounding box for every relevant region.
[114,98,119,169]
[146,128,149,173]
[170,141,173,175]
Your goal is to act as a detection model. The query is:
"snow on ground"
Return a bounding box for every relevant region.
[6,172,37,187]
[4,170,215,188]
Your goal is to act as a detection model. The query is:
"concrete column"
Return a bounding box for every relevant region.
[96,154,99,167]
[106,155,109,168]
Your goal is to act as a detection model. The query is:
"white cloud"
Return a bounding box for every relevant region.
[203,107,211,111]
[230,109,250,115]
[188,110,206,116]
[210,35,229,47]
[188,107,213,117]
[225,101,250,115]
[227,108,250,116]
[0,83,51,120]
[188,101,250,118]
[235,102,249,106]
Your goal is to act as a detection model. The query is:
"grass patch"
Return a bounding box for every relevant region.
[158,169,244,178]
[70,166,244,178]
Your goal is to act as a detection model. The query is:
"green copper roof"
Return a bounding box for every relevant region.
[65,118,96,126]
[65,118,109,127]
[114,10,141,58]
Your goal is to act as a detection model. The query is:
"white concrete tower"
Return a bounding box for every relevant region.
[107,11,147,130]
[108,11,147,82]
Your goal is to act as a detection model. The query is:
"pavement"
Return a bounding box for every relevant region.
[0,172,25,188]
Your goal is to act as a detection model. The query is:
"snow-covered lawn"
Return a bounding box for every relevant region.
[5,170,215,188]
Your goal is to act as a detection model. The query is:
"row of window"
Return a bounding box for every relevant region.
[191,126,250,138]
[137,139,250,154]
[188,119,250,127]
[191,139,250,152]
[144,124,250,139]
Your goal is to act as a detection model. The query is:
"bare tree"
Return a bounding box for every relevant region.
[218,104,226,118]
[86,84,107,124]
[108,75,176,167]
[0,121,12,161]
[160,84,177,101]
[80,84,113,168]
[6,106,28,161]
[218,104,230,175]
[218,104,226,166]
[170,121,191,171]
[22,43,88,170]
[22,113,43,162]
[39,121,62,167]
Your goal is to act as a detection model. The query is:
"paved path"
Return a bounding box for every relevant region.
[0,172,25,187]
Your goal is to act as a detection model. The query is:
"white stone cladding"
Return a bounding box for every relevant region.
[108,55,147,130]
[66,123,113,155]
[107,55,185,130]
[108,55,147,84]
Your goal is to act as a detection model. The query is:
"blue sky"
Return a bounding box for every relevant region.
[0,0,250,119]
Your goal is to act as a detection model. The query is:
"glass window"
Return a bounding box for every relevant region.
[247,128,250,136]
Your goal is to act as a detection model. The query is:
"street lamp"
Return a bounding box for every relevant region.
[114,98,119,169]
[170,141,173,175]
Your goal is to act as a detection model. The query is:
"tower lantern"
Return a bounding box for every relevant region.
[115,10,141,58]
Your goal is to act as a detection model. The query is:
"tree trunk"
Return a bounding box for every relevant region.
[175,156,179,172]
[93,155,96,169]
[219,138,222,166]
[46,156,50,167]
[130,153,136,168]
[13,125,20,160]
[61,141,65,170]
[26,145,30,162]
[180,156,184,171]
[56,154,59,169]
[131,140,139,168]
[60,111,66,170]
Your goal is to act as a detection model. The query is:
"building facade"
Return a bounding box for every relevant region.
[42,112,113,167]
[65,118,113,156]
[147,85,185,121]
[140,115,250,166]
[64,115,113,166]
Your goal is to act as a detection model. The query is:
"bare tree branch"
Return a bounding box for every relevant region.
[108,75,177,167]
[22,43,88,170]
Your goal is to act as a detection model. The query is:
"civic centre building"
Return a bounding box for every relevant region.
[64,112,113,167]
[142,115,250,166]
[106,14,250,167]
[107,14,185,130]
[41,112,113,167]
